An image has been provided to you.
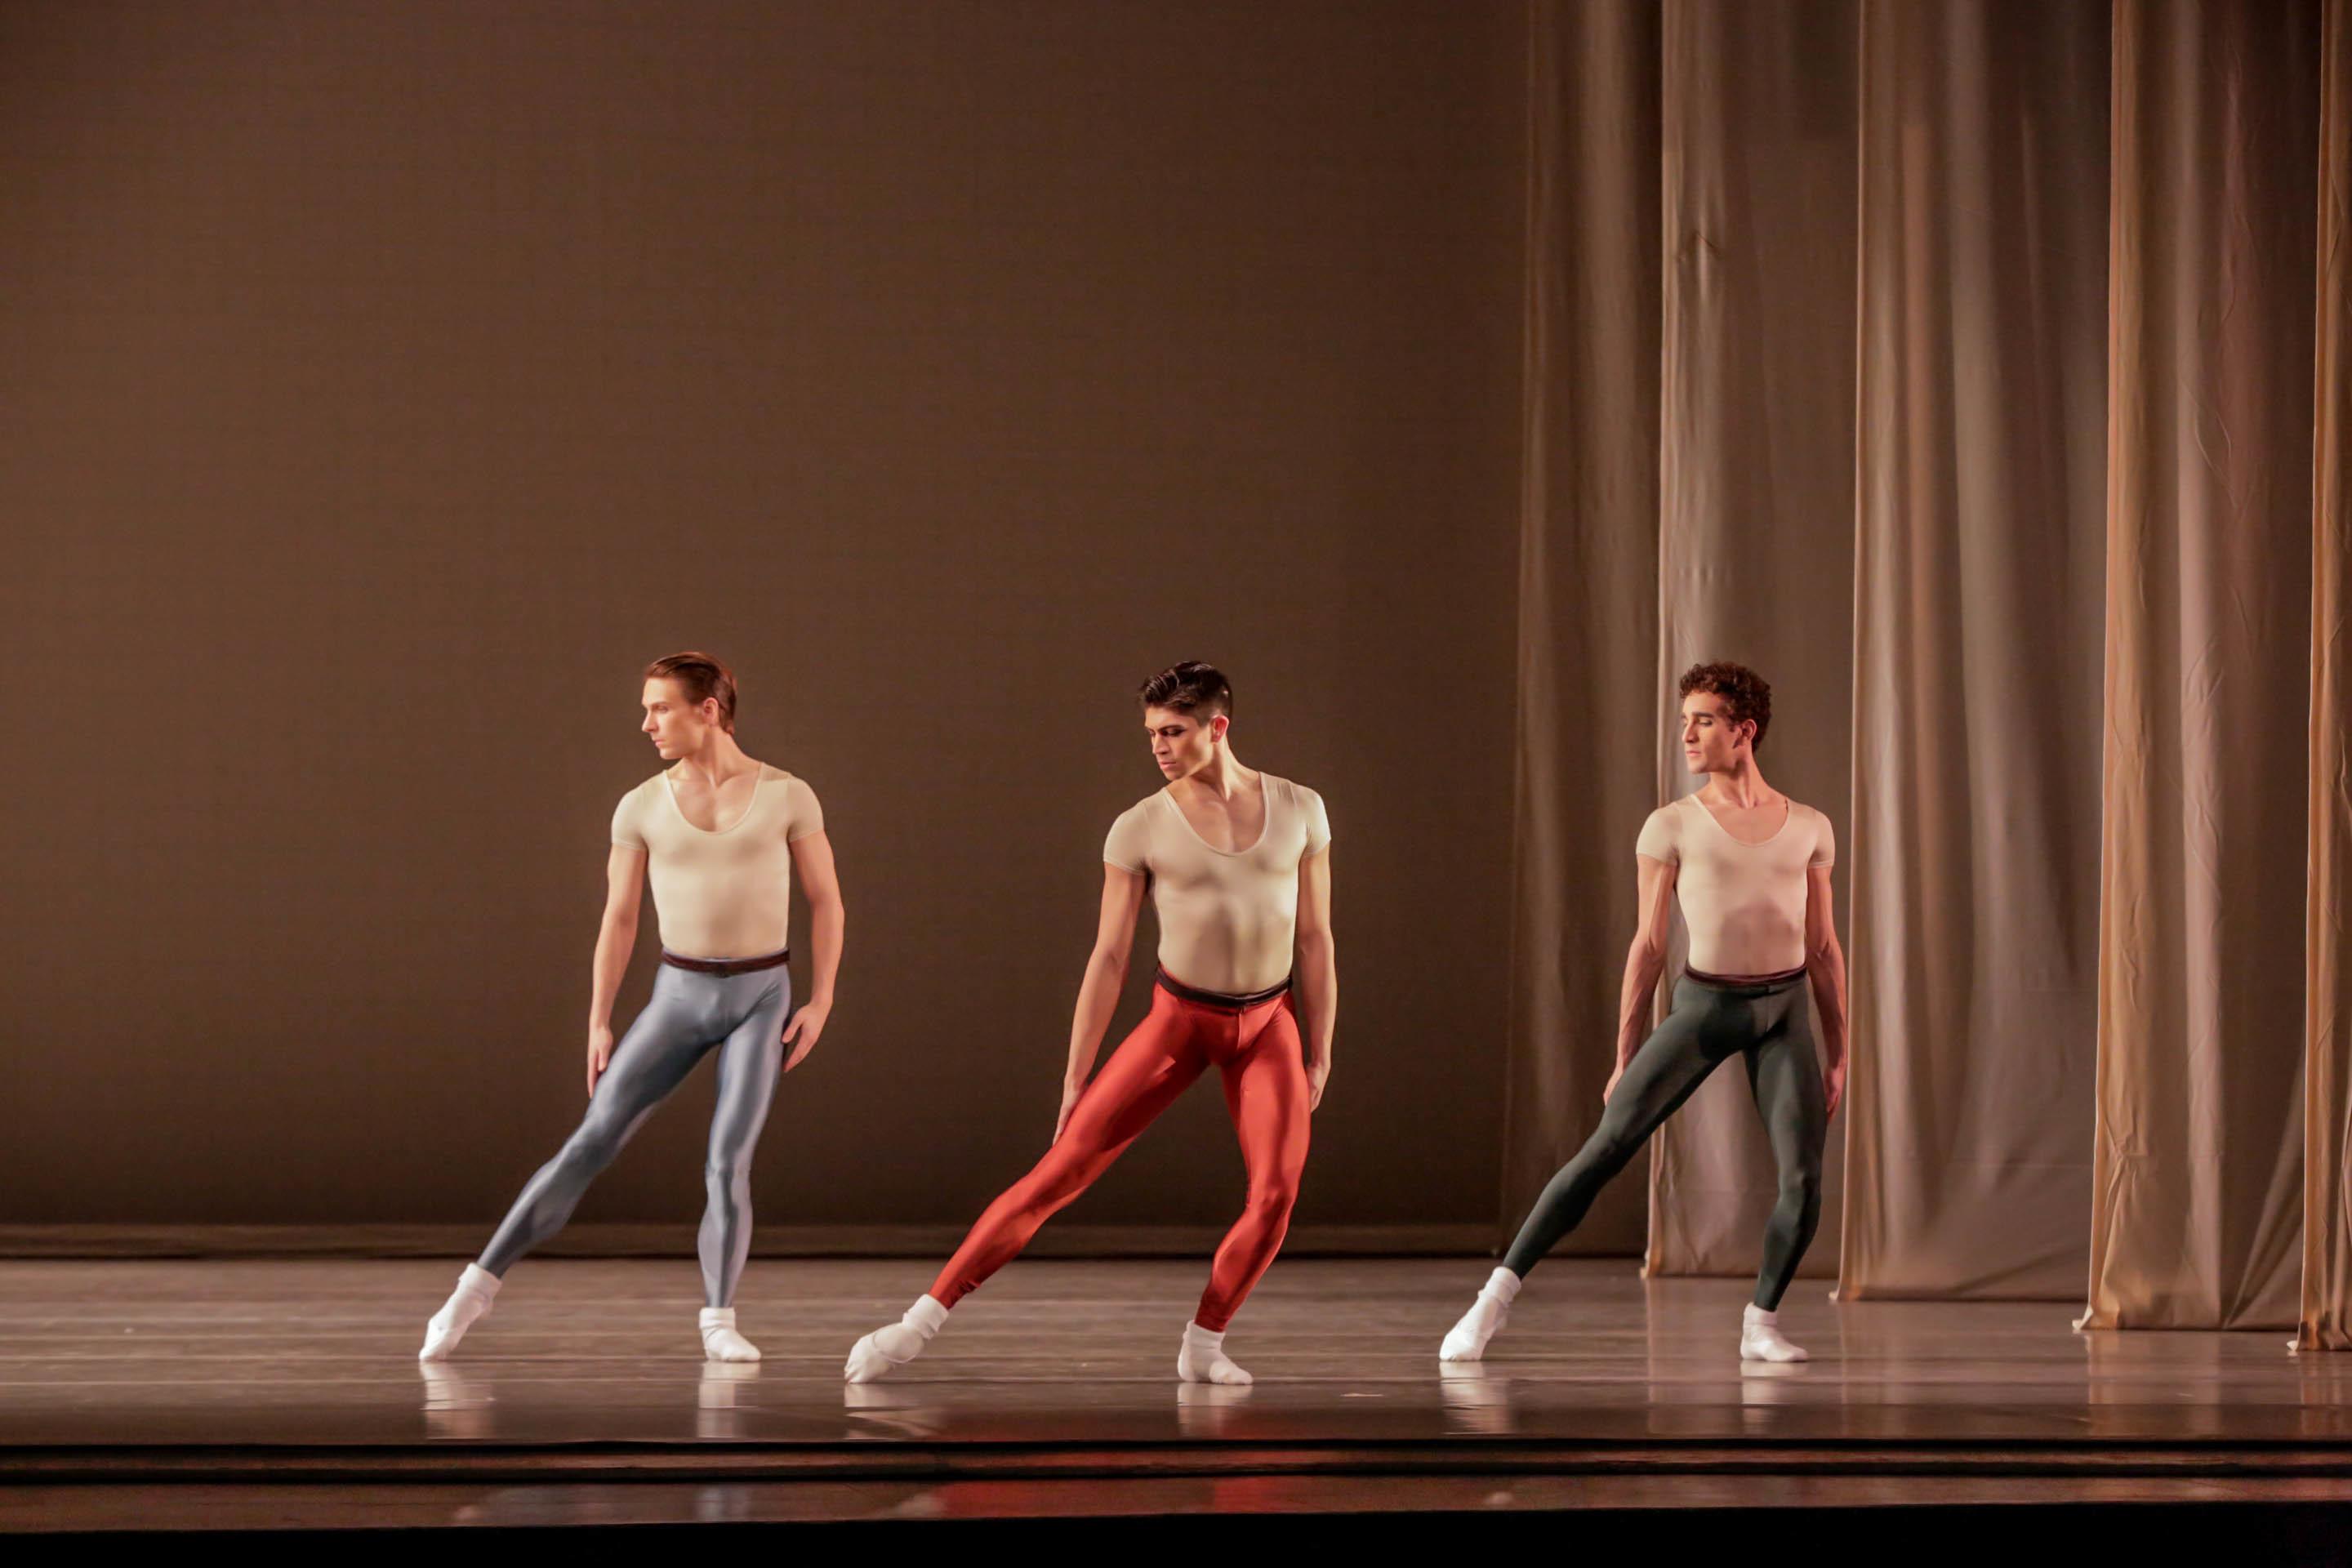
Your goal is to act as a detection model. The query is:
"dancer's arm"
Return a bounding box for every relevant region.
[1294,847,1337,1109]
[1055,865,1148,1143]
[782,830,844,1071]
[1606,855,1679,1102]
[1802,865,1848,1119]
[586,844,648,1096]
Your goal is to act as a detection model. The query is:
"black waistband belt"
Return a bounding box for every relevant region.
[1156,967,1292,1011]
[1686,963,1807,988]
[662,947,791,977]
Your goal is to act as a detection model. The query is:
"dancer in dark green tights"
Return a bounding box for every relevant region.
[1443,662,1848,1365]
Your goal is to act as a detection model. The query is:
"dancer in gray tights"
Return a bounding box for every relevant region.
[420,651,844,1364]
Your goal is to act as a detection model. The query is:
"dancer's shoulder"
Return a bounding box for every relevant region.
[1261,772,1324,804]
[1103,792,1162,873]
[1264,774,1332,852]
[609,773,666,849]
[616,772,668,808]
[1791,799,1837,866]
[760,761,818,796]
[764,766,826,840]
[1116,788,1169,822]
[1635,797,1688,862]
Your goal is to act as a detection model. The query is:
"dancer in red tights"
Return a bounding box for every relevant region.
[845,662,1337,1385]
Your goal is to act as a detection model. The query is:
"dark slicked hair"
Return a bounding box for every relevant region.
[1138,661,1232,721]
[644,651,737,733]
[1677,661,1771,752]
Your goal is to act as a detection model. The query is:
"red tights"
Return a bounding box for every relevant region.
[929,978,1311,1331]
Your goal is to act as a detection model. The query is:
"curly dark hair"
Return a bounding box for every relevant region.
[1677,661,1771,752]
[1138,662,1232,720]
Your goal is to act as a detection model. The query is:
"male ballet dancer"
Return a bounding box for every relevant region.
[419,651,844,1363]
[844,662,1335,1386]
[1443,662,1846,1364]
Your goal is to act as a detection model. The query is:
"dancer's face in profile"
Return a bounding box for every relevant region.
[1145,704,1224,782]
[1679,693,1752,775]
[641,677,721,760]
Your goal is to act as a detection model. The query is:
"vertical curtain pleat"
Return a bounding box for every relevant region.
[1646,0,1860,1281]
[1499,0,1664,1255]
[2084,0,2320,1330]
[2301,0,2352,1352]
[1838,0,2108,1300]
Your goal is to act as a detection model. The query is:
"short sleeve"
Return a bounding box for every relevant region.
[1298,784,1333,857]
[782,774,826,842]
[1634,804,1679,864]
[1102,801,1151,874]
[1809,810,1836,869]
[611,787,649,851]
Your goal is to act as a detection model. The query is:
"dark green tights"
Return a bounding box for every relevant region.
[1501,969,1826,1308]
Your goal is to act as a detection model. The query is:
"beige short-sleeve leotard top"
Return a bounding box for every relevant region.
[1102,773,1333,995]
[1634,793,1833,976]
[610,764,825,960]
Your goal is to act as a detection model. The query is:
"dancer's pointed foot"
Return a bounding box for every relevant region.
[419,1263,501,1361]
[1439,1266,1520,1362]
[1176,1321,1253,1385]
[844,1295,948,1383]
[1739,1303,1808,1362]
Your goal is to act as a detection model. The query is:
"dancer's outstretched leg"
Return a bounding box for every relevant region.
[1441,1000,1724,1362]
[846,995,1205,1383]
[1740,996,1825,1363]
[1180,999,1311,1385]
[423,973,715,1361]
[697,975,791,1361]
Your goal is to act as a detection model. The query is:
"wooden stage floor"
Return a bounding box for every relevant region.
[7,1257,2352,1543]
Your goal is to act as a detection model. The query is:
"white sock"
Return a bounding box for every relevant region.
[1439,1266,1520,1362]
[1740,1302,1808,1362]
[1176,1321,1253,1385]
[419,1263,501,1361]
[700,1306,760,1363]
[844,1294,949,1383]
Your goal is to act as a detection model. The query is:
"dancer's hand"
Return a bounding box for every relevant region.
[586,1023,615,1097]
[1054,1079,1085,1144]
[1824,1056,1846,1120]
[1307,1054,1332,1111]
[1603,1061,1627,1104]
[782,999,831,1072]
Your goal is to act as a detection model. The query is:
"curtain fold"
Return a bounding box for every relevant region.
[2301,0,2352,1352]
[1645,0,1859,1282]
[1838,0,2108,1300]
[2083,0,2320,1330]
[1499,0,1663,1256]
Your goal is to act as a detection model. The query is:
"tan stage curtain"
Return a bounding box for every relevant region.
[2084,0,2321,1330]
[2301,0,2352,1352]
[1837,0,2108,1300]
[1499,0,1663,1255]
[1644,0,1859,1284]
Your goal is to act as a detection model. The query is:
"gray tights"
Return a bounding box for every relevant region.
[479,958,791,1307]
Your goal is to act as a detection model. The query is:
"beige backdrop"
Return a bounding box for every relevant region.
[0,1,1530,1241]
[2083,0,2320,1329]
[1838,0,2108,1300]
